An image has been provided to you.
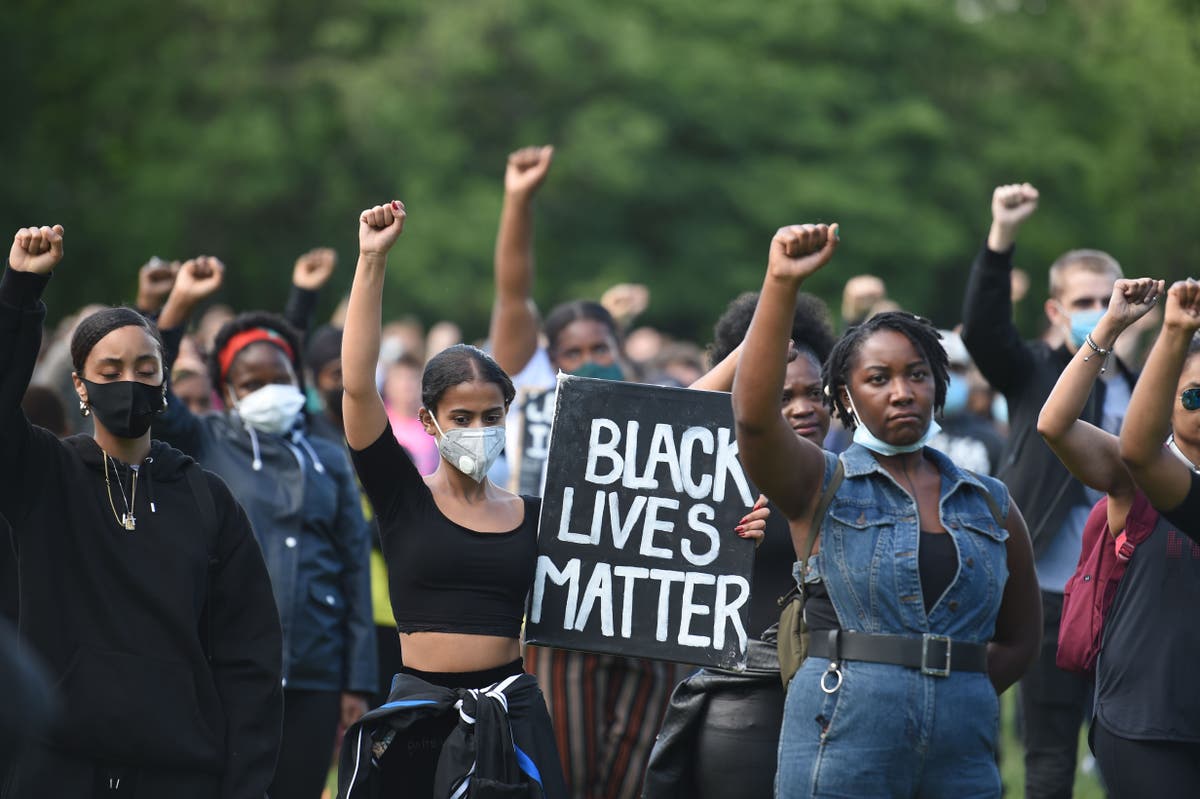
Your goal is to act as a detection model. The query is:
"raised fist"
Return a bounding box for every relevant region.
[1164,279,1200,334]
[505,146,554,197]
[137,256,180,312]
[1105,277,1164,330]
[292,247,337,291]
[9,225,65,274]
[171,256,226,304]
[601,283,650,328]
[991,183,1039,229]
[768,223,840,285]
[359,201,406,256]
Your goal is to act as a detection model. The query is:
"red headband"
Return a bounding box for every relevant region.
[218,328,295,382]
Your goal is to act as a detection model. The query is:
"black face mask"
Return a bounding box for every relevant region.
[82,378,167,439]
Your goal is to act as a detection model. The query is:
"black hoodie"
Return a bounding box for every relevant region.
[0,267,283,798]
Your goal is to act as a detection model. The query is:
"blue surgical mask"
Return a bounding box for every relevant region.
[1067,308,1105,350]
[942,375,969,417]
[571,361,624,381]
[847,395,941,456]
[992,395,1009,425]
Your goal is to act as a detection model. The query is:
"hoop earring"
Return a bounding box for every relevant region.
[79,400,90,418]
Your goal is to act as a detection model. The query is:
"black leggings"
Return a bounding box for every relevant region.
[377,659,525,797]
[1093,720,1200,799]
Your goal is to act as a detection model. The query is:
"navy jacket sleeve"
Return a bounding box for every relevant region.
[206,471,284,799]
[151,324,208,458]
[0,267,59,530]
[329,448,379,694]
[960,243,1035,397]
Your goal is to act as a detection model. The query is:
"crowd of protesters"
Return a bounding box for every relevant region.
[1,148,1197,799]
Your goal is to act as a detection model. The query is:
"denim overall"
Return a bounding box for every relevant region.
[777,444,1010,799]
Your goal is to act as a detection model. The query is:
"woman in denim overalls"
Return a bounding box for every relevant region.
[732,223,1042,798]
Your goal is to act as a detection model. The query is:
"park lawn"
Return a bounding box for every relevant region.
[999,689,1104,798]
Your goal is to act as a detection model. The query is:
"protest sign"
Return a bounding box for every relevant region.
[526,375,758,669]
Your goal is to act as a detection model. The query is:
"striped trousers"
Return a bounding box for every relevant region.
[526,647,674,799]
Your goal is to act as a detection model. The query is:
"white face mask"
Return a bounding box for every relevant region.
[431,417,506,483]
[233,383,306,435]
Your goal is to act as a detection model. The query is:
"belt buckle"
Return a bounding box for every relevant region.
[921,633,952,677]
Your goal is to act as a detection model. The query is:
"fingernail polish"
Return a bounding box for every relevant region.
[391,201,401,211]
[735,525,746,533]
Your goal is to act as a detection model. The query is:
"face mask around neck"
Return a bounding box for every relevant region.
[431,417,506,482]
[232,383,306,435]
[846,394,941,457]
[82,378,166,439]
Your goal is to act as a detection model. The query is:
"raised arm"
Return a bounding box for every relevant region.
[284,247,337,336]
[489,145,553,376]
[961,184,1039,395]
[153,257,225,455]
[1036,278,1162,529]
[1120,279,1200,511]
[134,257,179,316]
[0,226,65,526]
[342,201,406,450]
[732,224,837,521]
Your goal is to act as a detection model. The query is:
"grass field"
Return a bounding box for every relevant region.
[999,689,1104,798]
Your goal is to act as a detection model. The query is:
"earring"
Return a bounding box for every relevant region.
[79,400,90,418]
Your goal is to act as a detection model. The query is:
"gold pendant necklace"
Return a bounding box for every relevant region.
[103,455,138,531]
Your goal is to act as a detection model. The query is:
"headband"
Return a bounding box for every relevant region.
[217,328,295,382]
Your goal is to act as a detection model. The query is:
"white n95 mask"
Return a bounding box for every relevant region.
[431,418,506,482]
[233,383,306,435]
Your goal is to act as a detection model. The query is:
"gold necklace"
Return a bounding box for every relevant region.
[103,455,138,531]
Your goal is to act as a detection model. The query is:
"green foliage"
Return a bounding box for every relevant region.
[2,0,1197,342]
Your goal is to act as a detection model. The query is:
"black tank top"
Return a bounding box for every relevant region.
[804,530,959,629]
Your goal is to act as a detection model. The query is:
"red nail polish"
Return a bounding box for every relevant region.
[735,525,745,533]
[391,201,401,211]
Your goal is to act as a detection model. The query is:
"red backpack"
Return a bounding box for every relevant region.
[1057,491,1159,675]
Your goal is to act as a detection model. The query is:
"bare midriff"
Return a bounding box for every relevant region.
[398,631,522,673]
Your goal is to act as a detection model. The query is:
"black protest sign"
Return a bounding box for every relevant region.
[526,375,758,669]
[513,387,556,497]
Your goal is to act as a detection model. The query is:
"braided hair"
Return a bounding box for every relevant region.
[70,307,165,376]
[822,311,948,429]
[208,311,305,397]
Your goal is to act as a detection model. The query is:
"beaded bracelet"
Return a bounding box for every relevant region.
[1083,333,1109,373]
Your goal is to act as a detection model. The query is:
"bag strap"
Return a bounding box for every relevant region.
[798,457,845,570]
[185,464,220,661]
[965,470,1005,527]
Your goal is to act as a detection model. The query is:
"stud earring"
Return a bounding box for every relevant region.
[79,400,90,418]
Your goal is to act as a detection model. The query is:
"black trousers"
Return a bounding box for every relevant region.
[1020,590,1092,799]
[1093,721,1200,798]
[268,688,340,799]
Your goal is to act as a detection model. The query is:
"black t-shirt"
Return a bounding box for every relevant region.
[1164,472,1200,544]
[349,423,539,638]
[1097,505,1200,741]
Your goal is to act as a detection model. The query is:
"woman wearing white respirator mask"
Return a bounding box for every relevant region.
[154,263,377,799]
[337,199,574,798]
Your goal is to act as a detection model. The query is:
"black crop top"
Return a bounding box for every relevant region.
[349,422,539,638]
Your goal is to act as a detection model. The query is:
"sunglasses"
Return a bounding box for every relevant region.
[1182,388,1200,411]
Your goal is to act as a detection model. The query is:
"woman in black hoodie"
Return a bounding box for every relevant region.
[0,225,283,798]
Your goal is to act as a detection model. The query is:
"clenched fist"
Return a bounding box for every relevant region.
[9,225,65,275]
[505,146,554,197]
[988,183,1039,251]
[137,257,180,312]
[293,247,337,291]
[768,223,840,285]
[359,201,406,257]
[172,257,226,304]
[1164,279,1200,334]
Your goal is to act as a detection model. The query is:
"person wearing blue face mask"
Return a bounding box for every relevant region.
[962,183,1137,799]
[735,222,1041,798]
[928,330,1004,475]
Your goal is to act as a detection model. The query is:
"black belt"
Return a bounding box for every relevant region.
[807,629,988,677]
